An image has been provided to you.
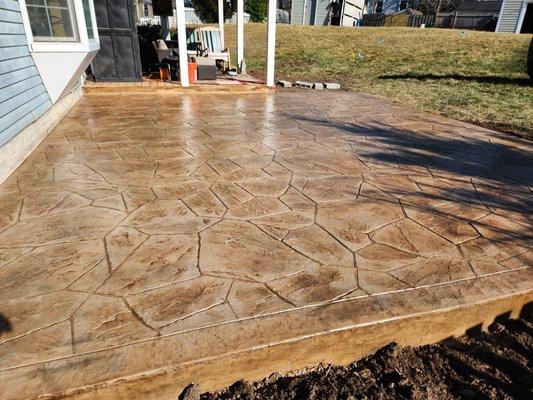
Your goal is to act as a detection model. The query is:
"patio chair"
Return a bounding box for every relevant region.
[185,28,202,54]
[152,40,177,81]
[165,28,230,71]
[197,27,230,71]
[152,39,173,63]
[175,28,229,70]
[166,29,206,61]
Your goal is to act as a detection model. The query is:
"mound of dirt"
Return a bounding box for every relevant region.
[179,311,532,400]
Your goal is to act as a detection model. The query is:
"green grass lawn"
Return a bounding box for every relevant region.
[223,24,532,138]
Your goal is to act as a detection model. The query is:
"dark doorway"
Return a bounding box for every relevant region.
[520,3,533,33]
[90,0,142,81]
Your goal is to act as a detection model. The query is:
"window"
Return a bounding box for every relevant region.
[82,0,94,39]
[26,0,78,41]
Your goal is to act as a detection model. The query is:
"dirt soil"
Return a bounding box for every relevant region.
[179,308,532,400]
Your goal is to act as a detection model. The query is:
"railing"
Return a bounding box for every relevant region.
[137,8,205,27]
[138,9,259,27]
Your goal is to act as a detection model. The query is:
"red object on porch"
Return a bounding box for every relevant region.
[188,62,197,84]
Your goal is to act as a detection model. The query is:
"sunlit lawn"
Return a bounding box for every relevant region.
[223,24,532,137]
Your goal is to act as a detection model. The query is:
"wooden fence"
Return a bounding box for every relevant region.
[436,13,498,31]
[409,14,436,27]
[362,12,498,31]
[362,13,385,26]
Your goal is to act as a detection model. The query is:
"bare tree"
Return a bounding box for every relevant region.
[417,0,462,14]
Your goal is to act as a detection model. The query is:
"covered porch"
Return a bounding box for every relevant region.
[89,0,278,87]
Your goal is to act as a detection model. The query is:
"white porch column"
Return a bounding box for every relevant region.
[218,0,225,48]
[237,0,245,73]
[175,0,189,87]
[266,0,277,86]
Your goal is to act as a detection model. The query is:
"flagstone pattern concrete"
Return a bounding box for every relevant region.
[0,91,531,398]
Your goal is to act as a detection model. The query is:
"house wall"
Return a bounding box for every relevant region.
[0,0,52,147]
[291,0,306,24]
[290,0,331,25]
[0,83,82,184]
[0,0,98,184]
[365,0,399,14]
[341,0,365,25]
[496,0,528,32]
[314,0,332,25]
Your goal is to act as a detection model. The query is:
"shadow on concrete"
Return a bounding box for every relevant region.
[379,73,532,87]
[0,313,12,336]
[289,113,533,243]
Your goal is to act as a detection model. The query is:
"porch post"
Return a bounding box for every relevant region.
[161,16,170,40]
[175,0,189,87]
[266,0,276,86]
[237,0,245,72]
[218,0,225,48]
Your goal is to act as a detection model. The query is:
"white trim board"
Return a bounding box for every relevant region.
[0,85,82,185]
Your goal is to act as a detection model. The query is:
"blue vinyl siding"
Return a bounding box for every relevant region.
[0,0,52,147]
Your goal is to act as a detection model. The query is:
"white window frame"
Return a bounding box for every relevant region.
[25,0,79,42]
[19,0,99,53]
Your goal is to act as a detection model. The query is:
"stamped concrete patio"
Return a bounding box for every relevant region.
[0,91,531,399]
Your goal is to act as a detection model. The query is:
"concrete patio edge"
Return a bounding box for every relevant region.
[2,268,531,400]
[82,83,273,95]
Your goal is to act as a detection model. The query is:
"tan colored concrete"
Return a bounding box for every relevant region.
[0,91,531,399]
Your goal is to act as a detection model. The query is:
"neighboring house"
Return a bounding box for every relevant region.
[137,0,154,19]
[496,0,533,32]
[290,0,365,26]
[225,11,251,24]
[366,0,416,14]
[0,0,99,183]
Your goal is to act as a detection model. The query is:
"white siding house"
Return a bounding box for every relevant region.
[366,0,402,14]
[0,0,99,183]
[291,0,364,26]
[496,0,533,32]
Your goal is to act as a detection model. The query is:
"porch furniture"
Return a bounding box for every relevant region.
[186,27,230,71]
[195,57,217,81]
[153,40,173,63]
[152,41,178,80]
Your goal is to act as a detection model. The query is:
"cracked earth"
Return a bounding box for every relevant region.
[0,91,531,371]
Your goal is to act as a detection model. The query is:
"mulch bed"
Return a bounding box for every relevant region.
[179,306,532,400]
